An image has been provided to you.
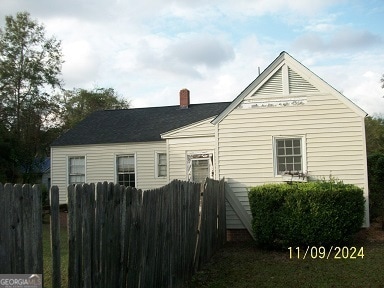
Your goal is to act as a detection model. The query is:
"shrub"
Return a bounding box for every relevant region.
[248,180,365,249]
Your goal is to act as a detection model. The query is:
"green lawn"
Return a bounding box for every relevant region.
[188,240,384,287]
[42,218,384,288]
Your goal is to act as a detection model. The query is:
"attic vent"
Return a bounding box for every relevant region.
[252,67,283,96]
[288,68,318,93]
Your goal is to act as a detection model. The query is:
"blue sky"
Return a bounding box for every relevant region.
[1,0,383,115]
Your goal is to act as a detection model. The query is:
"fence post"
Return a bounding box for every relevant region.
[50,186,61,288]
[0,183,11,273]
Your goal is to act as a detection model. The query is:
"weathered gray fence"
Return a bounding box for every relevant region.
[0,178,226,288]
[0,183,43,275]
[67,178,226,288]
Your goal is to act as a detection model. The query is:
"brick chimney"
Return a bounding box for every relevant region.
[179,88,190,109]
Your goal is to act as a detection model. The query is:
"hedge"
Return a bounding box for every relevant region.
[248,180,365,249]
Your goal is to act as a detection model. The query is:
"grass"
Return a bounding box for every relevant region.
[188,242,384,287]
[42,215,384,288]
[188,224,384,288]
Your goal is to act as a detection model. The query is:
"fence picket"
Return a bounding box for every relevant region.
[50,186,61,288]
[1,178,226,288]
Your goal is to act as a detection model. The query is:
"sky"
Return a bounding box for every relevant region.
[0,0,383,116]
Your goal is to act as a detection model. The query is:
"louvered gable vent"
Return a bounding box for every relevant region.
[288,67,318,93]
[252,67,282,96]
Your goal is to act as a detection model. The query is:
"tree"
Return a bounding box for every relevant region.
[365,116,384,155]
[58,87,130,130]
[0,12,63,182]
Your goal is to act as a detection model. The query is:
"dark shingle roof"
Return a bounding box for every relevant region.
[51,102,230,146]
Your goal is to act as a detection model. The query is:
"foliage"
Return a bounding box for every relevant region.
[0,12,63,182]
[248,180,365,249]
[57,87,130,130]
[365,116,384,155]
[367,153,384,220]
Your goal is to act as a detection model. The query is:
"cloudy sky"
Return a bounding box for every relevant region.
[1,0,383,115]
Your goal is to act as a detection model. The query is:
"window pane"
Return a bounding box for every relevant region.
[276,138,303,174]
[117,155,135,187]
[69,156,85,184]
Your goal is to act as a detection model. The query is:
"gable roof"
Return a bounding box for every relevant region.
[51,102,230,146]
[212,51,367,125]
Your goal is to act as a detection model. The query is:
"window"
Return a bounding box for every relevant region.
[68,156,85,185]
[275,138,303,175]
[117,155,135,187]
[156,153,167,177]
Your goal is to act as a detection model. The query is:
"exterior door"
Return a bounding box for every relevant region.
[187,152,214,183]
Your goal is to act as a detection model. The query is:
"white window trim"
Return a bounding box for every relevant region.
[155,151,167,178]
[67,155,86,186]
[272,135,307,178]
[115,153,137,187]
[186,151,214,182]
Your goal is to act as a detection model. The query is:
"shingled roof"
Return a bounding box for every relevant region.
[51,102,230,146]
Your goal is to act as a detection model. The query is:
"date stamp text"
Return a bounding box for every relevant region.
[288,246,364,259]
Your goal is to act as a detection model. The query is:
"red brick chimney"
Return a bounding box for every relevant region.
[179,88,190,109]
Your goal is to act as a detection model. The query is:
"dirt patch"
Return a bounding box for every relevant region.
[354,218,384,243]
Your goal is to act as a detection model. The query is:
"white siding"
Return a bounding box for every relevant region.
[167,137,216,181]
[51,141,167,204]
[218,92,368,229]
[162,118,215,139]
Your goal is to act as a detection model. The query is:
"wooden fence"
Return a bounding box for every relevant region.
[0,178,226,287]
[0,183,43,275]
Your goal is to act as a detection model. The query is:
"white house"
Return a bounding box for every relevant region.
[51,52,370,238]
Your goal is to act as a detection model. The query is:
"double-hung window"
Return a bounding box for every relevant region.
[117,155,135,187]
[275,138,303,175]
[156,153,167,177]
[68,156,85,185]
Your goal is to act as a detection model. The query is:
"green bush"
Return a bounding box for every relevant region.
[367,153,384,220]
[248,180,365,249]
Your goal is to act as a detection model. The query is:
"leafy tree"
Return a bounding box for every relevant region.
[365,116,384,155]
[0,12,63,182]
[58,87,130,130]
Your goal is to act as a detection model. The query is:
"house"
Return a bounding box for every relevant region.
[51,52,370,239]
